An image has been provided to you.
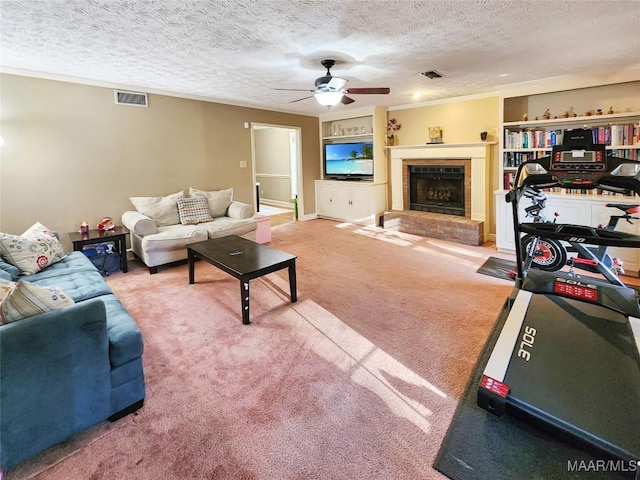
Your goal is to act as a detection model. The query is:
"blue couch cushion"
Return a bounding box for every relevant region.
[29,269,112,302]
[0,259,20,281]
[24,251,99,281]
[100,294,144,367]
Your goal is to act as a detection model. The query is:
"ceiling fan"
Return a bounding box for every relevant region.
[275,59,390,106]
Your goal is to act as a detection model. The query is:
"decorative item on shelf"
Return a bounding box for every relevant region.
[480,131,488,141]
[79,221,89,235]
[542,108,551,120]
[386,118,401,146]
[608,106,614,115]
[561,110,569,118]
[585,110,592,116]
[427,126,443,144]
[522,113,528,121]
[596,109,603,115]
[97,217,116,232]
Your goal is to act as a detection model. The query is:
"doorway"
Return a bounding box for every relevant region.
[251,124,302,225]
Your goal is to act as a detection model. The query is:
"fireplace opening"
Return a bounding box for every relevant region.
[409,165,465,216]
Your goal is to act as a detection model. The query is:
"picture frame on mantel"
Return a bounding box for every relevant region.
[427,126,443,144]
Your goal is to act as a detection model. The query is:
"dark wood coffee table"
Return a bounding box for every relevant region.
[187,235,297,325]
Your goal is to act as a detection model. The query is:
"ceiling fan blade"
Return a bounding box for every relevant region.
[327,76,348,91]
[289,95,315,103]
[345,87,390,95]
[274,88,315,92]
[341,96,355,105]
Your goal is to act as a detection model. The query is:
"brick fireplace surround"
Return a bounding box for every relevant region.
[384,143,492,246]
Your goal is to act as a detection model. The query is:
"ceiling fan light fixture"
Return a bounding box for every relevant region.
[314,91,344,106]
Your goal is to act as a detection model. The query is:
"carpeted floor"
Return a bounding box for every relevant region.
[6,220,517,480]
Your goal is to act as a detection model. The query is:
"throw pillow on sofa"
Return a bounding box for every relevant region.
[188,187,233,218]
[0,278,74,324]
[130,191,184,226]
[0,222,67,275]
[177,197,214,225]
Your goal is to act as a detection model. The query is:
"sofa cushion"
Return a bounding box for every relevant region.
[177,196,214,225]
[140,224,208,253]
[0,222,67,275]
[30,269,112,302]
[130,191,184,227]
[0,279,74,325]
[199,217,257,239]
[0,258,20,280]
[189,187,233,218]
[26,251,100,281]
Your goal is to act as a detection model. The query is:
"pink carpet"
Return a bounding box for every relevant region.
[7,219,515,480]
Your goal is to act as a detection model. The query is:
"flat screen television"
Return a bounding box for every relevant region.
[324,142,374,179]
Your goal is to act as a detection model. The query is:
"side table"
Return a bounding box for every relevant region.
[68,227,130,273]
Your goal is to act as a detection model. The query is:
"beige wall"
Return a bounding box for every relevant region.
[388,96,500,235]
[0,74,319,250]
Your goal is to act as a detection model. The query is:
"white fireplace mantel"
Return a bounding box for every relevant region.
[388,142,494,223]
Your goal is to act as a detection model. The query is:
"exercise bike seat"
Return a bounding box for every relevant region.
[605,203,640,215]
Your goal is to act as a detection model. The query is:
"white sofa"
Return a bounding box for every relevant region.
[121,188,257,274]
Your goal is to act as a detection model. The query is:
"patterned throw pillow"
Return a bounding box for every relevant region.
[177,197,215,225]
[0,279,74,325]
[130,191,184,226]
[188,187,233,218]
[0,222,67,275]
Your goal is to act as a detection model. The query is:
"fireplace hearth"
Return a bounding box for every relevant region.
[409,165,465,216]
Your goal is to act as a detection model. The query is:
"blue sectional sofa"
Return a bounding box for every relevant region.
[0,251,145,472]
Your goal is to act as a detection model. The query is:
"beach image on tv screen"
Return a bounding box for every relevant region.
[325,143,373,175]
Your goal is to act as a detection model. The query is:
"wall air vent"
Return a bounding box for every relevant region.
[114,90,148,107]
[420,70,444,79]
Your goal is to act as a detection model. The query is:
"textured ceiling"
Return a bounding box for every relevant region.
[1,0,639,116]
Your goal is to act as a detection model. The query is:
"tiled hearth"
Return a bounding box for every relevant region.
[384,143,492,245]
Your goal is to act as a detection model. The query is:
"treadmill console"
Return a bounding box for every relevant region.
[550,132,606,187]
[514,128,640,196]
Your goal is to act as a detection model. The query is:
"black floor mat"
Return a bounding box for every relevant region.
[476,257,515,281]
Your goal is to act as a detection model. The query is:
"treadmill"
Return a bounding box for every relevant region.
[477,129,640,467]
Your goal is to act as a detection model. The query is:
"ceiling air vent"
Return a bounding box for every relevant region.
[114,90,148,107]
[420,70,444,79]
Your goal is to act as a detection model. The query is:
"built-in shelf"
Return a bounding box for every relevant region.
[323,133,373,141]
[504,110,640,128]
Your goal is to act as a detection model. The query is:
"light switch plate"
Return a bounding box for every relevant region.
[240,161,247,168]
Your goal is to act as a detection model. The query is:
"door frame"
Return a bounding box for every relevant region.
[250,123,303,217]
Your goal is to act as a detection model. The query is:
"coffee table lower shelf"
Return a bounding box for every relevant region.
[187,235,297,325]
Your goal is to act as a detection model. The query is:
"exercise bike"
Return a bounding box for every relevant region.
[519,185,640,287]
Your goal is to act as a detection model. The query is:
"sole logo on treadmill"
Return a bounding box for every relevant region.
[518,325,537,362]
[554,277,598,302]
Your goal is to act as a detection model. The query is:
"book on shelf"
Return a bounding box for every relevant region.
[505,124,639,149]
[503,171,516,190]
[503,150,549,167]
